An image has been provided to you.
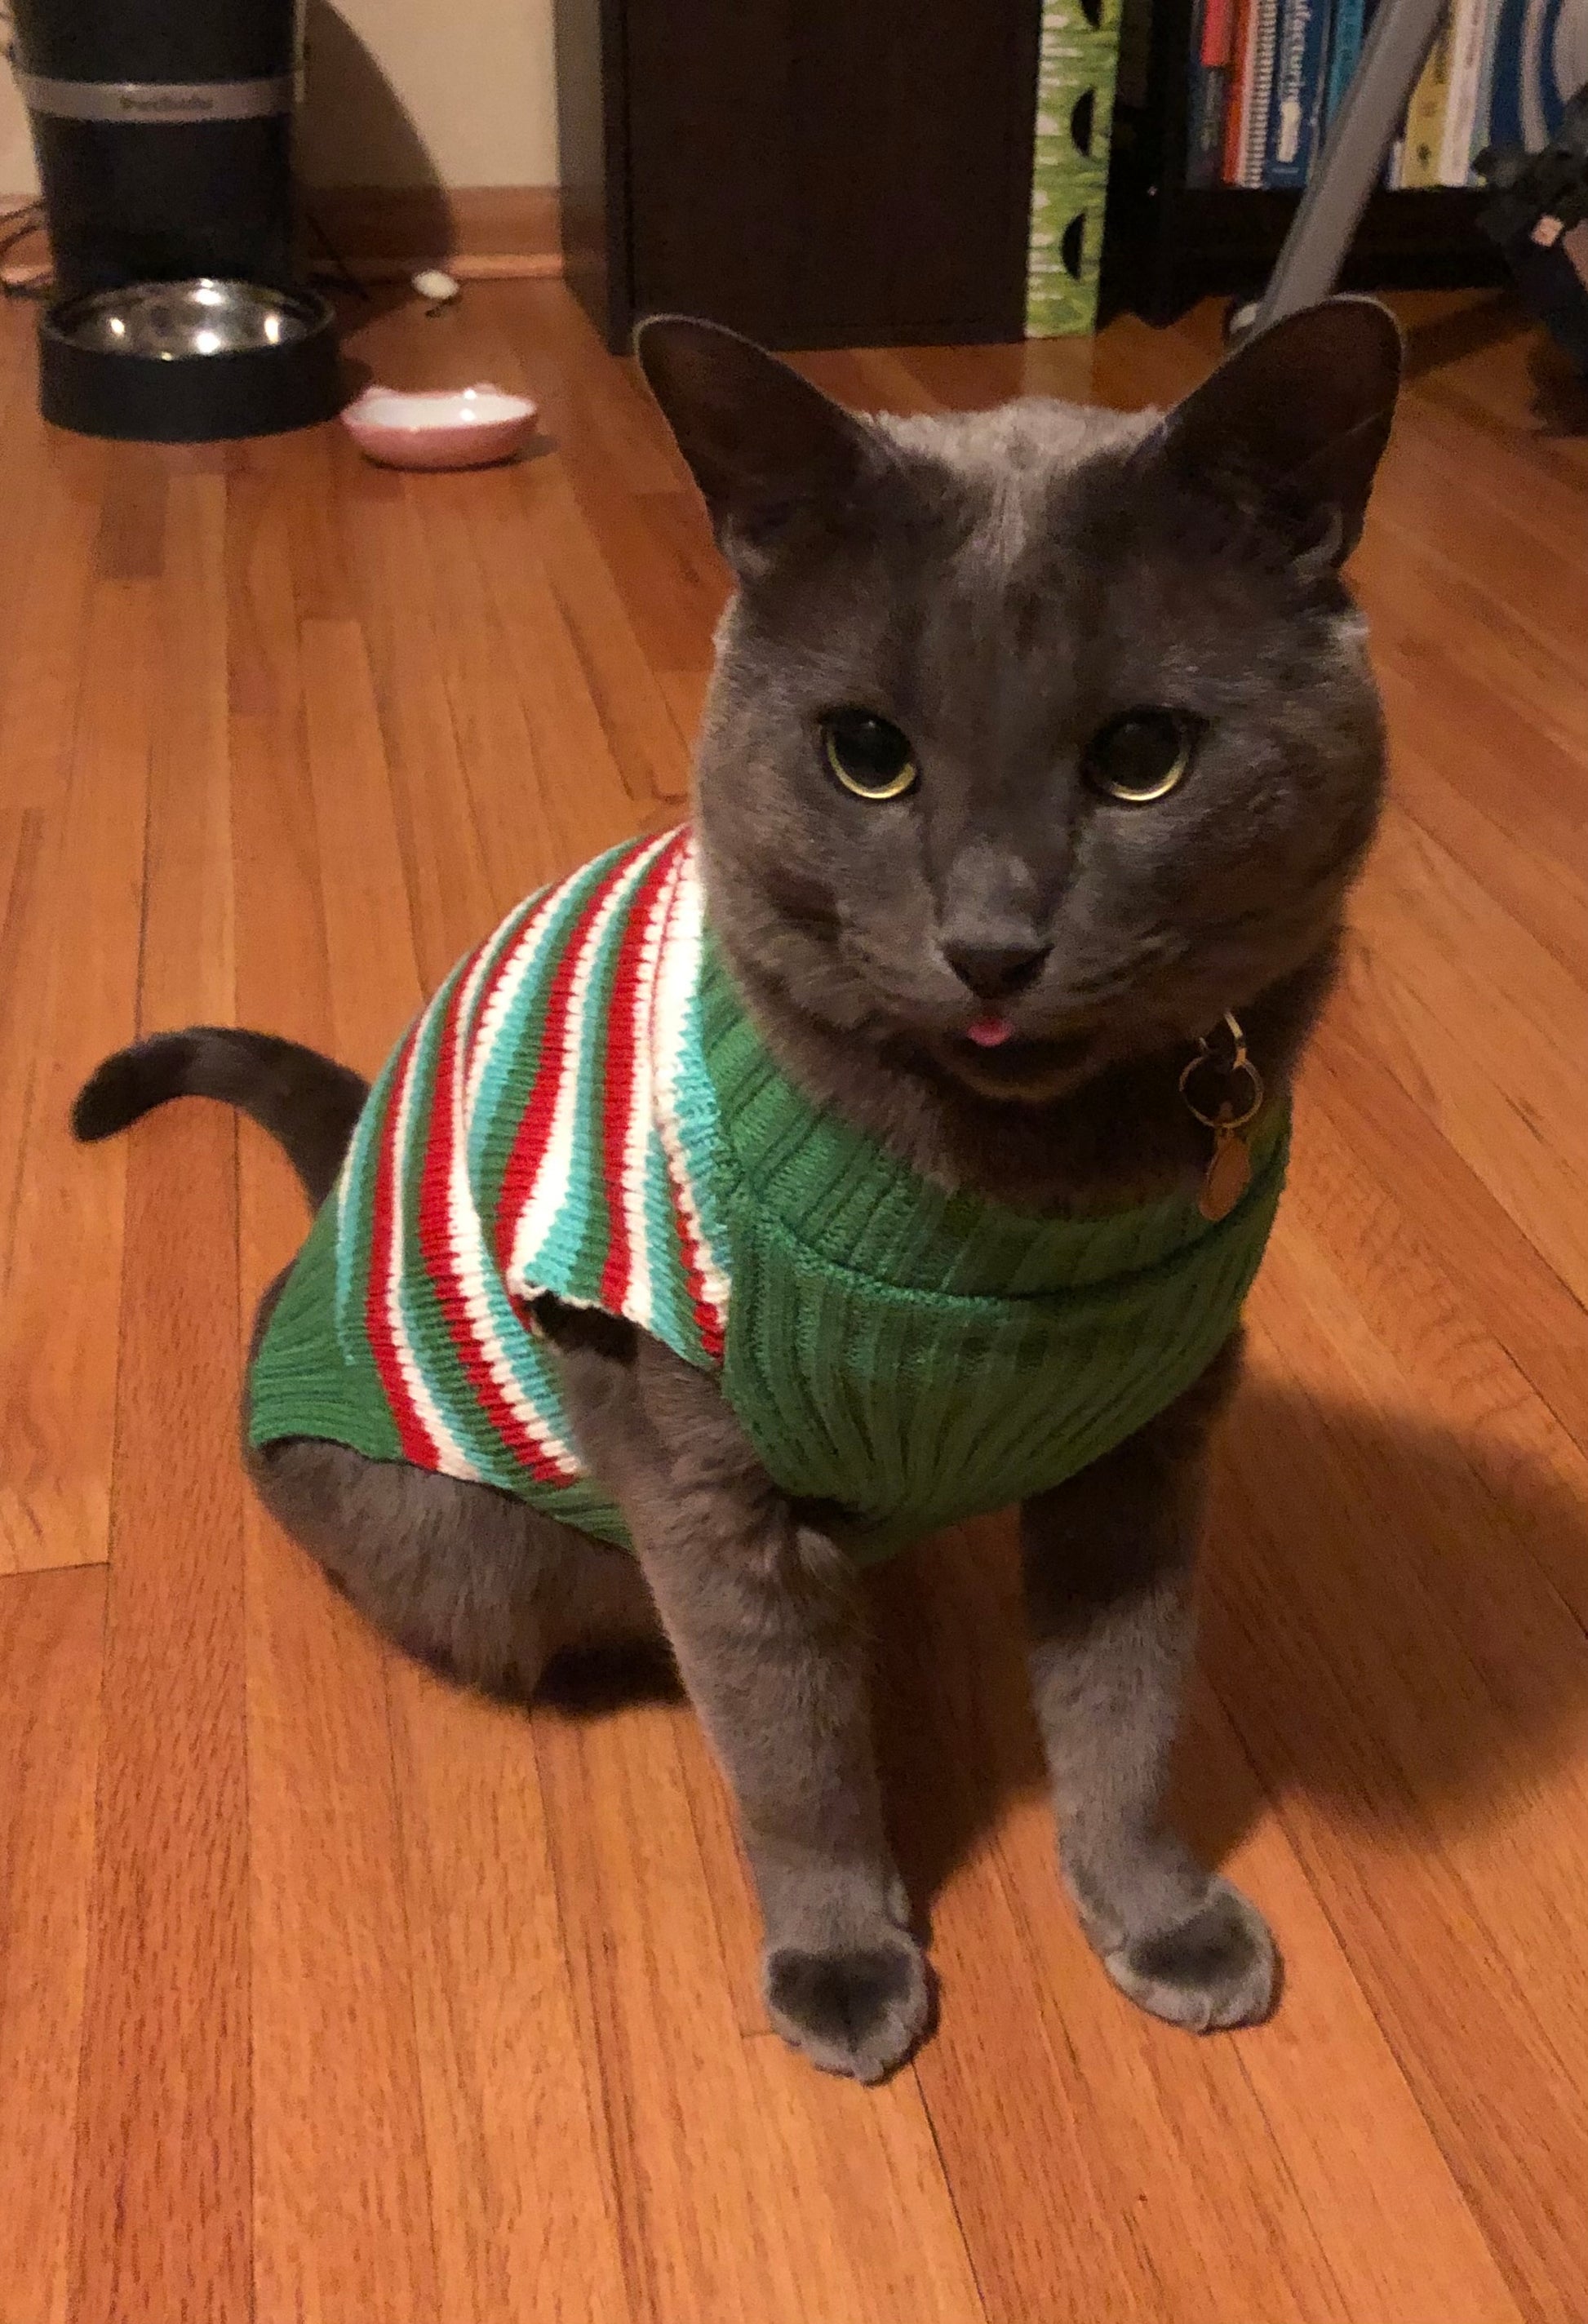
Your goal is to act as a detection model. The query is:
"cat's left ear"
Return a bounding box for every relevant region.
[636,315,877,576]
[1158,297,1403,567]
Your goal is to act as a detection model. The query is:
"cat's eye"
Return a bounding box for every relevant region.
[1083,708,1201,804]
[821,710,919,801]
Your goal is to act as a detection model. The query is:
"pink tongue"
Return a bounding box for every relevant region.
[967,1013,1014,1049]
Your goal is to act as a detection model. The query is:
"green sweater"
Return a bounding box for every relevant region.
[251,828,1286,1561]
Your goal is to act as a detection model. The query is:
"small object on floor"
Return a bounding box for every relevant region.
[341,381,537,470]
[412,268,462,308]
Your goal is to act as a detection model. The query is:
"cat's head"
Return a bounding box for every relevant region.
[638,302,1400,1103]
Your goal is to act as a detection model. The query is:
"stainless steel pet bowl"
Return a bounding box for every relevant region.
[40,276,341,441]
[59,277,317,358]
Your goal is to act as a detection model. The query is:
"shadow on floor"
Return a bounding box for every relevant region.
[867,1377,1588,1915]
[1400,289,1528,382]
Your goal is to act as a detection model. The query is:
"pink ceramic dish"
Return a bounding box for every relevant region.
[342,382,538,470]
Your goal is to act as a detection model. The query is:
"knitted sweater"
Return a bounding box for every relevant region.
[249,827,1288,1562]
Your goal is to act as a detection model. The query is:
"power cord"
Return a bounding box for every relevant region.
[302,202,371,302]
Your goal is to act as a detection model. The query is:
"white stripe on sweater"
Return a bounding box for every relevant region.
[650,844,730,1335]
[615,841,685,1334]
[386,1010,481,1481]
[464,886,558,1118]
[506,831,673,1290]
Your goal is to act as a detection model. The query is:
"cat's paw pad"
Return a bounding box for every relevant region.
[1103,1877,1276,2032]
[765,1933,933,2082]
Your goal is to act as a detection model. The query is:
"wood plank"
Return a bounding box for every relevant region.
[0,580,153,1574]
[299,615,425,1067]
[68,456,251,2324]
[0,416,106,812]
[69,1097,253,2324]
[388,1663,629,2324]
[0,1567,106,2324]
[0,807,49,1304]
[230,440,441,2324]
[336,459,503,984]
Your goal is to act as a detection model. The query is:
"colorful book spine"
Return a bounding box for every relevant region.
[1025,0,1125,336]
[1439,0,1499,181]
[1322,0,1368,131]
[1478,0,1577,160]
[1222,0,1258,179]
[1189,0,1237,185]
[1399,14,1455,185]
[1264,0,1334,185]
[1239,0,1284,183]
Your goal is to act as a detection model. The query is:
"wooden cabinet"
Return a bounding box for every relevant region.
[554,0,1045,350]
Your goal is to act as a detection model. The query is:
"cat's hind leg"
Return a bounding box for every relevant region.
[243,1266,663,1700]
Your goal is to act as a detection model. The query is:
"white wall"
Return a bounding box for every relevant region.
[1,0,559,197]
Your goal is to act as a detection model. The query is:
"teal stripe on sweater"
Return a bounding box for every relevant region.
[468,850,617,1212]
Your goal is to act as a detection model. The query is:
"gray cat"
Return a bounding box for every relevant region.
[74,297,1401,2084]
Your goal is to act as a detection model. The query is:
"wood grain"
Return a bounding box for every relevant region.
[0,580,152,1574]
[0,1568,106,2324]
[2,280,1583,2323]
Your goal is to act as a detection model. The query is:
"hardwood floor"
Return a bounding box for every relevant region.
[1,276,1585,2324]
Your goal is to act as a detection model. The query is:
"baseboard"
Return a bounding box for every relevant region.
[304,184,563,282]
[0,184,564,294]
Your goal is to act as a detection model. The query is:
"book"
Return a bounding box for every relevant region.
[1477,0,1584,162]
[1322,0,1368,132]
[1400,13,1455,186]
[1264,0,1334,185]
[1222,0,1259,179]
[1025,0,1125,337]
[1188,0,1237,185]
[1238,0,1284,183]
[1439,0,1500,183]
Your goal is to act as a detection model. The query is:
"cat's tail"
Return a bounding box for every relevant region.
[72,1029,369,1211]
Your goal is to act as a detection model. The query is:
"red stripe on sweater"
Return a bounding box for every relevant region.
[364,1022,440,1466]
[415,965,576,1486]
[597,832,687,1311]
[493,836,651,1276]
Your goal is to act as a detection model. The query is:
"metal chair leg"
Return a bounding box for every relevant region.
[1252,0,1450,326]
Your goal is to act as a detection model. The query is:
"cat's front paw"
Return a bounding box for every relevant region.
[1101,1875,1277,2032]
[764,1931,933,2082]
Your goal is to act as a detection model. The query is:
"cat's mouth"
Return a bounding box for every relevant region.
[938,1024,1098,1098]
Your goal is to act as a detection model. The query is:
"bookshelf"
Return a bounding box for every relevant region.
[1102,0,1506,322]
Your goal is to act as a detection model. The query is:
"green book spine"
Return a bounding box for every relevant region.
[1027,0,1125,337]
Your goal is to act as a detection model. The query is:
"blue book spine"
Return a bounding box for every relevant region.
[1188,64,1231,185]
[1323,0,1367,131]
[1264,0,1333,185]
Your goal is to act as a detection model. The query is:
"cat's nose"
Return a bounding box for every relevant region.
[944,942,1051,1002]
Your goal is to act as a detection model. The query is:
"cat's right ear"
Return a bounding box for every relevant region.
[635,316,874,577]
[1157,296,1404,567]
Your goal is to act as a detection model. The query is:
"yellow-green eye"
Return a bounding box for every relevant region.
[822,710,918,801]
[1083,708,1201,804]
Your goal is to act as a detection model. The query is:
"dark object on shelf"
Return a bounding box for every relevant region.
[39,277,340,441]
[1476,82,1588,372]
[553,0,1044,351]
[9,0,341,438]
[1105,0,1506,323]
